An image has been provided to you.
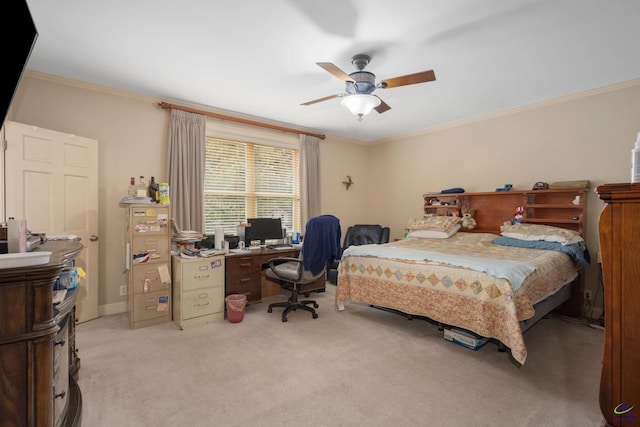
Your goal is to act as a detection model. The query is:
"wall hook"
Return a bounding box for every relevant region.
[342,175,353,190]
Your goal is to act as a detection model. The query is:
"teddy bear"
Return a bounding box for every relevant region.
[460,207,477,230]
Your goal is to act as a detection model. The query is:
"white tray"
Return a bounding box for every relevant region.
[0,252,52,269]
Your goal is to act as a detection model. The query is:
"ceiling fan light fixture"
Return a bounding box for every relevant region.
[340,94,381,121]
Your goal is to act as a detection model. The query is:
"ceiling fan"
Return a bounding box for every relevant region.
[302,53,436,120]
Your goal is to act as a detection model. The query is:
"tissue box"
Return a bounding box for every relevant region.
[443,327,489,351]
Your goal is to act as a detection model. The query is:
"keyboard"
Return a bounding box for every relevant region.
[267,244,292,249]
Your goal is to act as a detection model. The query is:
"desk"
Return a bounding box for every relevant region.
[225,247,325,304]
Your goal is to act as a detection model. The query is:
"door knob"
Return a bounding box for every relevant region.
[89,235,99,241]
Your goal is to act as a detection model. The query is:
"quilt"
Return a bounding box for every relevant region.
[335,232,579,364]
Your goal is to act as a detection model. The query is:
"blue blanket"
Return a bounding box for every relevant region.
[302,215,342,275]
[491,236,590,269]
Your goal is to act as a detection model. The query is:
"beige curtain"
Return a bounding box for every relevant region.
[167,109,206,232]
[300,134,321,225]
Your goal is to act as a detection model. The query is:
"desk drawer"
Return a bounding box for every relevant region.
[132,264,171,294]
[130,206,170,235]
[183,287,224,319]
[225,256,261,275]
[225,274,261,303]
[131,235,170,263]
[183,258,224,291]
[133,291,171,321]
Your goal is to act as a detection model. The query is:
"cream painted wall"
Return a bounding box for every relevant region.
[9,73,171,315]
[7,72,370,315]
[366,79,640,311]
[7,72,640,316]
[319,135,371,230]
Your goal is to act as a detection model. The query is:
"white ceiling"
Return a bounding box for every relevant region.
[24,0,640,143]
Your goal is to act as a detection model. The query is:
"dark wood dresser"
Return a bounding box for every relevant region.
[0,241,83,427]
[596,183,640,427]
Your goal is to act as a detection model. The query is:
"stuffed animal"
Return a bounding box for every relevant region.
[460,207,477,230]
[513,206,524,224]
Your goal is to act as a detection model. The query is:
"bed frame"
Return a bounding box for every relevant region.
[349,188,589,362]
[421,188,587,318]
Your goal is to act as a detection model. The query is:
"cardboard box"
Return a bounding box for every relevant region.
[443,327,489,351]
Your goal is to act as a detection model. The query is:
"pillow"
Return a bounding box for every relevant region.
[409,216,461,233]
[408,224,461,239]
[501,223,583,245]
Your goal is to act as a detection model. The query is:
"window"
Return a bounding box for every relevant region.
[204,137,300,237]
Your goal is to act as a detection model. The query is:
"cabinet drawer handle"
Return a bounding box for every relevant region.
[55,391,66,400]
[55,339,66,347]
[145,305,156,311]
[195,274,210,280]
[198,293,209,298]
[195,302,210,308]
[239,278,251,282]
[239,262,251,267]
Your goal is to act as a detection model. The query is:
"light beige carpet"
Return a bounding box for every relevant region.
[76,284,604,427]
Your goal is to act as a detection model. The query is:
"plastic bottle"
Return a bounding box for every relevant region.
[127,177,136,196]
[632,132,640,184]
[159,182,170,204]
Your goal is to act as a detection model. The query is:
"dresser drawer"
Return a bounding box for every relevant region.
[133,291,171,321]
[182,287,224,319]
[132,264,171,294]
[183,258,224,291]
[53,317,70,427]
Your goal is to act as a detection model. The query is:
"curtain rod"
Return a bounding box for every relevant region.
[157,101,326,140]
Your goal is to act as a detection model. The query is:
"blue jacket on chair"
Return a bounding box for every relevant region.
[302,215,342,276]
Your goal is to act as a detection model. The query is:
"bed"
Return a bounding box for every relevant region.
[335,192,589,365]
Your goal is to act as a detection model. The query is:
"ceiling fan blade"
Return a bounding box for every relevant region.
[316,62,354,82]
[380,70,436,89]
[301,94,340,106]
[374,96,391,114]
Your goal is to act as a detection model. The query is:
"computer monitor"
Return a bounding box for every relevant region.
[245,218,283,246]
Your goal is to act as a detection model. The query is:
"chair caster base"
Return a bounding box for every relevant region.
[269,299,319,321]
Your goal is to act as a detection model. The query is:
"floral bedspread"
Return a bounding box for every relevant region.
[335,233,579,364]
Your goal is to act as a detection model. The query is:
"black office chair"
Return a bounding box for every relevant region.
[326,224,390,284]
[264,214,341,322]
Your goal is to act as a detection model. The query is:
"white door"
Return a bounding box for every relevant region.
[4,121,99,323]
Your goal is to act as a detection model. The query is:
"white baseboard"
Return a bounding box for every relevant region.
[100,301,126,317]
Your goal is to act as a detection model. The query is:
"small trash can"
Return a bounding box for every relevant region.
[225,294,247,323]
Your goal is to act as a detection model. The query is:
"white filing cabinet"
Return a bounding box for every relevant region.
[123,204,172,329]
[172,255,225,329]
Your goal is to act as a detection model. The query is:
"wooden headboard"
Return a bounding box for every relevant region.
[422,189,587,236]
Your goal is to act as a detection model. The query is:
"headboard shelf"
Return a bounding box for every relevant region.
[423,188,587,236]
